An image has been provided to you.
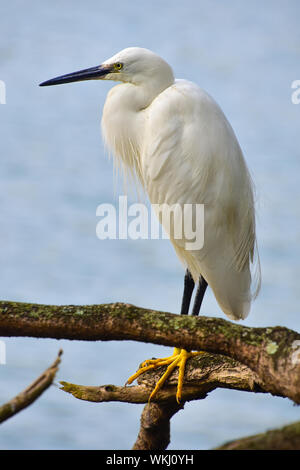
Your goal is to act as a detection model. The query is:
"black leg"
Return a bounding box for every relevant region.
[180,269,195,315]
[191,276,208,316]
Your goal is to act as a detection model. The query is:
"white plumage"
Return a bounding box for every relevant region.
[40,46,260,320]
[40,46,261,402]
[100,47,260,320]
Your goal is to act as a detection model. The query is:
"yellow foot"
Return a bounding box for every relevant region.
[126,347,203,403]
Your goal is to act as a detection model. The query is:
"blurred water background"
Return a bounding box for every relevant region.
[0,0,299,450]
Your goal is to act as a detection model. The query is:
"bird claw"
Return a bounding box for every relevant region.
[126,348,204,402]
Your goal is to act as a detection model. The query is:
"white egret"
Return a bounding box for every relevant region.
[40,47,261,403]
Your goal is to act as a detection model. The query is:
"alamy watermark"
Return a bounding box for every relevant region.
[96,196,204,250]
[0,80,6,104]
[291,80,300,104]
[0,340,6,365]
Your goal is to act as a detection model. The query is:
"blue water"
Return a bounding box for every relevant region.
[0,0,300,449]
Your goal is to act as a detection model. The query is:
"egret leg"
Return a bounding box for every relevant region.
[173,275,208,401]
[180,269,195,315]
[191,276,208,316]
[126,272,208,403]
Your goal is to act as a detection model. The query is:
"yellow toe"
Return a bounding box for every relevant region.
[126,348,204,403]
[148,354,181,402]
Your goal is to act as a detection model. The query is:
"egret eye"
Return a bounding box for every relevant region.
[114,62,123,71]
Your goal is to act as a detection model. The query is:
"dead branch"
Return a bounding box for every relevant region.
[1,300,300,403]
[60,352,267,450]
[59,352,266,404]
[0,349,62,423]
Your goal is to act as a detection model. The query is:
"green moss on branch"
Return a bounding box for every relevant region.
[0,300,300,404]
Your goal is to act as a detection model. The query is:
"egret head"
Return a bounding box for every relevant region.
[39,47,174,88]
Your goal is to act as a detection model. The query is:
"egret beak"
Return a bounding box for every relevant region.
[39,64,113,87]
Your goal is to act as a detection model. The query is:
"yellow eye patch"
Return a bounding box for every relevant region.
[114,62,123,71]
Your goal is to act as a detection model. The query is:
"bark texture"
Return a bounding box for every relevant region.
[1,300,300,404]
[59,352,266,404]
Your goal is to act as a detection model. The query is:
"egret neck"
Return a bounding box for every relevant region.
[101,65,174,186]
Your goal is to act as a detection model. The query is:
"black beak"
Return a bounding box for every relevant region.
[39,64,113,87]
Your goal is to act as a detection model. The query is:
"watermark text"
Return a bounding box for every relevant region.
[0,340,6,365]
[291,80,300,104]
[0,80,6,104]
[96,196,204,250]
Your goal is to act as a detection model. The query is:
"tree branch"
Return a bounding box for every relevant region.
[216,420,300,450]
[0,349,62,423]
[59,353,267,450]
[59,352,266,404]
[1,300,300,403]
[132,402,183,450]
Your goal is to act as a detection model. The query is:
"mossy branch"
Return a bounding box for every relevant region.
[215,420,300,450]
[1,300,300,404]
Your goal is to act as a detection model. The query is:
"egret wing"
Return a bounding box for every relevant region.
[141,79,260,319]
